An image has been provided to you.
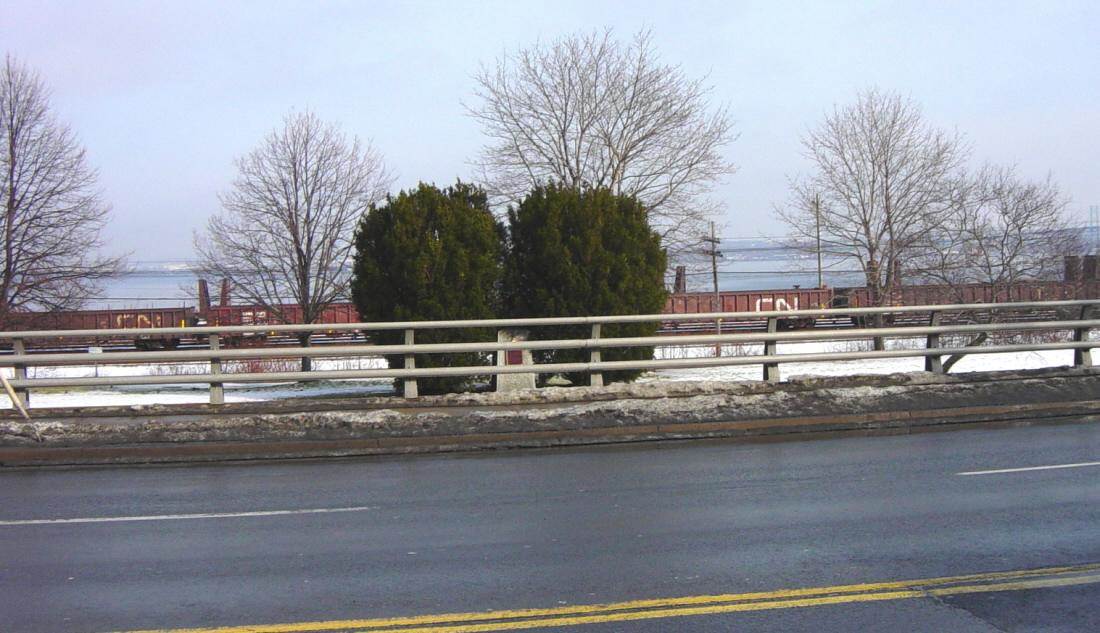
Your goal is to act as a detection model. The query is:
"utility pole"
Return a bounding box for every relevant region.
[814,193,824,288]
[701,222,723,355]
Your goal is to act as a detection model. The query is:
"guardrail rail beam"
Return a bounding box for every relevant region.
[2,299,1099,411]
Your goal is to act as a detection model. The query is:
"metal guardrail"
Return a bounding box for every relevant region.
[0,300,1095,408]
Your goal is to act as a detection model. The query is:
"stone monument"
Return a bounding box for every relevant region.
[495,328,536,391]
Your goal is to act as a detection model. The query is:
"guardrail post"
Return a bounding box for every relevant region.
[714,317,723,357]
[11,338,29,407]
[403,329,418,398]
[763,317,779,382]
[924,311,943,374]
[589,323,603,387]
[1074,305,1093,368]
[208,333,224,405]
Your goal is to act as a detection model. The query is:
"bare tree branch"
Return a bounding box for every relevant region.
[916,165,1078,297]
[913,166,1081,365]
[467,29,736,261]
[778,89,966,305]
[194,110,392,368]
[0,54,122,327]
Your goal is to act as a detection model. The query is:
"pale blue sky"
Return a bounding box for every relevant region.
[3,0,1098,260]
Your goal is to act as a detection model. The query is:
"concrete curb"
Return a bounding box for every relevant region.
[2,368,1098,467]
[2,400,1097,468]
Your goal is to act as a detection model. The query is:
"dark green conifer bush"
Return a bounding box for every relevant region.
[504,185,667,384]
[352,182,504,394]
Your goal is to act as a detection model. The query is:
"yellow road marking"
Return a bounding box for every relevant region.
[377,575,1100,633]
[112,563,1100,633]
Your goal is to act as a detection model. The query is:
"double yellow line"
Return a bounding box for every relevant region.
[118,562,1100,633]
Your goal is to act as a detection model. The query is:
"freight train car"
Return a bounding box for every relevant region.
[202,302,360,327]
[2,307,197,349]
[662,287,833,332]
[831,280,1100,309]
[6,275,1097,352]
[199,302,362,346]
[662,279,1100,332]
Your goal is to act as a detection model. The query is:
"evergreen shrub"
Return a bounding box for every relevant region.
[352,182,504,394]
[504,185,667,384]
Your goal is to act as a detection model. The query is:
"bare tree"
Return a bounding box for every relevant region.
[195,111,392,370]
[917,166,1077,296]
[912,167,1080,369]
[468,29,736,259]
[0,55,121,327]
[779,89,966,306]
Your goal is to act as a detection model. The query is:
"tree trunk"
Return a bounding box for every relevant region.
[298,333,312,373]
[943,332,988,373]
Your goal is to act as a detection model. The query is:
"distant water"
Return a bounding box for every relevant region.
[92,269,197,309]
[89,240,863,309]
[675,237,863,293]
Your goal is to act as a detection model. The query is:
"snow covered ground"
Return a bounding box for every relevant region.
[2,335,1095,409]
[642,337,1084,383]
[0,357,394,409]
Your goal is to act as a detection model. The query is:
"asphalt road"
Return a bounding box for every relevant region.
[1,422,1099,632]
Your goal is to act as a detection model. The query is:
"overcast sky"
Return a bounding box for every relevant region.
[3,0,1098,261]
